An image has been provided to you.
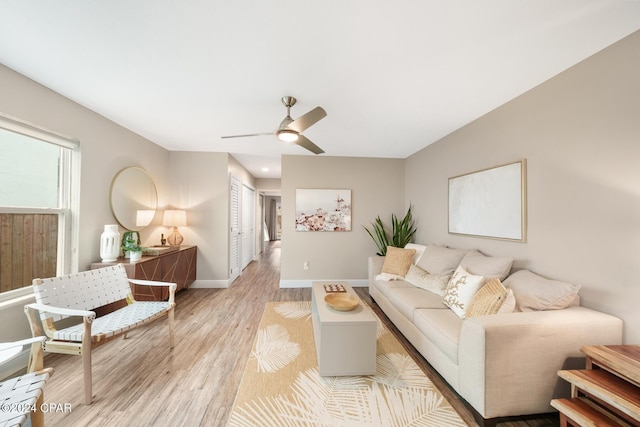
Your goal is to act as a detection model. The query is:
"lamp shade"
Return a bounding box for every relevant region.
[163,210,187,226]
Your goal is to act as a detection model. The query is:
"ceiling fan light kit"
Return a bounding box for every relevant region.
[222,96,326,154]
[277,129,299,142]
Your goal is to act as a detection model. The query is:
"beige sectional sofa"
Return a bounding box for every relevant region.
[368,244,623,425]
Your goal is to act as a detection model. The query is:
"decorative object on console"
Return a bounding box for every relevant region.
[100,224,120,262]
[121,230,141,259]
[163,209,187,246]
[363,205,416,256]
[448,159,527,242]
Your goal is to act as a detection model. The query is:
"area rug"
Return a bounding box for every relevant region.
[228,301,468,427]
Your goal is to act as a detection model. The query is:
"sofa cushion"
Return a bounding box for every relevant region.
[381,246,416,277]
[466,278,509,317]
[414,308,464,364]
[404,264,451,296]
[405,243,427,264]
[459,250,513,280]
[503,269,581,311]
[371,279,415,300]
[416,245,467,275]
[442,266,485,318]
[386,287,447,321]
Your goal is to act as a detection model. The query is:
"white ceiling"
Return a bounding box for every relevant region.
[1,1,639,179]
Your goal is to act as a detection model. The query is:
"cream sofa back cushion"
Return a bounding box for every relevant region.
[459,250,513,280]
[417,245,467,276]
[504,269,581,311]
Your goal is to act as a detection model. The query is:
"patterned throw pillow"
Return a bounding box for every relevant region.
[381,246,416,278]
[404,264,451,296]
[442,266,484,318]
[466,277,509,317]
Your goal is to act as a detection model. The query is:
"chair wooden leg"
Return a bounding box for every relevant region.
[82,319,93,404]
[83,349,92,404]
[168,308,175,349]
[31,392,45,427]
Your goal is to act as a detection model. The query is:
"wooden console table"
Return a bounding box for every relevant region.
[551,345,640,427]
[91,245,196,301]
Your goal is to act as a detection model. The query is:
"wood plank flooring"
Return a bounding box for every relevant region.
[38,241,558,426]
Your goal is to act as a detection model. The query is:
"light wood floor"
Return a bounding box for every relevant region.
[39,241,558,426]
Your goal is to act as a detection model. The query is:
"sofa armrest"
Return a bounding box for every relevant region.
[368,256,386,287]
[458,306,623,418]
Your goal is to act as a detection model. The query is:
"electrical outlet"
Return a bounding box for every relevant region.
[303,261,310,270]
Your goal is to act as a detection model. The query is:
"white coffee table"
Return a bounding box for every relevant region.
[311,281,377,376]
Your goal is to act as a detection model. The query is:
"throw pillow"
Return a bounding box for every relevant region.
[503,269,581,311]
[498,289,516,313]
[459,250,513,281]
[416,245,468,276]
[381,246,416,278]
[404,243,427,264]
[466,277,509,317]
[404,264,451,296]
[442,266,484,318]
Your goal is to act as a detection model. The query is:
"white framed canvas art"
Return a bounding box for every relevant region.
[448,160,527,242]
[295,189,351,232]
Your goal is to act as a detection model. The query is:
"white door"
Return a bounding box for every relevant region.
[241,184,255,269]
[229,175,241,283]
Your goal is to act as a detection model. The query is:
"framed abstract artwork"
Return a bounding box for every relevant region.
[448,160,527,242]
[295,189,351,232]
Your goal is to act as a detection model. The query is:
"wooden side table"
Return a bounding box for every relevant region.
[551,345,640,426]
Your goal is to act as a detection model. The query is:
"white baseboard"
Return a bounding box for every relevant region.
[279,279,368,288]
[190,279,229,289]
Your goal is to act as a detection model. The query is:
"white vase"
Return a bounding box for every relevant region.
[100,224,120,262]
[129,251,142,262]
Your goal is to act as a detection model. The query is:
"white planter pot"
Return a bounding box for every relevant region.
[100,225,120,262]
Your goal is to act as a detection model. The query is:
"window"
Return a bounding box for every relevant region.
[0,113,79,298]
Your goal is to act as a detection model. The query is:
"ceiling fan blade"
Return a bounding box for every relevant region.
[287,106,327,133]
[221,132,274,139]
[296,135,325,155]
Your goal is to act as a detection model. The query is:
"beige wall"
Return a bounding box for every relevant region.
[167,151,231,283]
[281,155,405,285]
[406,30,640,343]
[0,64,171,342]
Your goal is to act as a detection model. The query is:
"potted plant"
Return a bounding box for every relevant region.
[363,205,417,256]
[121,231,142,260]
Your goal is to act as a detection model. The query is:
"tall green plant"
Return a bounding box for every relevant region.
[363,205,417,256]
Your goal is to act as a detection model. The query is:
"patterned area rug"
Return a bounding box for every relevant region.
[228,301,468,426]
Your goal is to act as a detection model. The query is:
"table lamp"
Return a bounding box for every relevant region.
[163,209,187,246]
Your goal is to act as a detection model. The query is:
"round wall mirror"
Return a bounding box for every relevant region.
[109,167,158,231]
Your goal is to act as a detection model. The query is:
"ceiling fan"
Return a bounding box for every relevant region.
[221,96,327,154]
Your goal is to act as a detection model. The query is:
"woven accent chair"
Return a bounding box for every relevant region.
[24,264,176,404]
[0,336,53,427]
